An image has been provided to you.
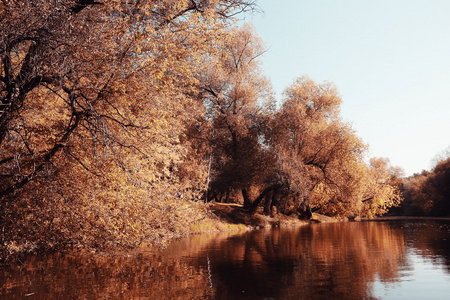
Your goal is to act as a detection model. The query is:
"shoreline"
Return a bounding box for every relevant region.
[368,216,450,222]
[208,202,450,229]
[3,204,449,262]
[207,202,310,230]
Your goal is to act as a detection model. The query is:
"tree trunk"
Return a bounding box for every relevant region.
[298,201,313,219]
[271,190,279,217]
[242,188,252,209]
[249,185,280,214]
[264,191,272,215]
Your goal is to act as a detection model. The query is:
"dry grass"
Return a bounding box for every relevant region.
[207,202,309,229]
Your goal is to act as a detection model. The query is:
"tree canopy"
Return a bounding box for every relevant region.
[0,0,257,252]
[399,156,450,216]
[1,1,404,255]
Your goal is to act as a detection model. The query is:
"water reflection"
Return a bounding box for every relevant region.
[1,221,450,299]
[184,222,408,300]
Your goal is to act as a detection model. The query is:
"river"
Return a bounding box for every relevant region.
[1,220,450,299]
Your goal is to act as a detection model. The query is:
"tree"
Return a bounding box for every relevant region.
[358,157,403,218]
[192,24,274,207]
[266,76,367,217]
[400,156,450,216]
[0,0,257,252]
[261,77,402,218]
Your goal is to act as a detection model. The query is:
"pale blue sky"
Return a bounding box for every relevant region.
[245,0,450,176]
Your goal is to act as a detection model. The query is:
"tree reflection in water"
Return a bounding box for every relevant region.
[1,221,450,299]
[188,222,407,300]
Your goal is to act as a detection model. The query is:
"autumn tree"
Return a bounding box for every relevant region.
[400,156,450,216]
[262,76,362,216]
[194,67,402,218]
[426,156,450,215]
[260,77,402,218]
[358,157,403,218]
[191,23,274,207]
[0,0,257,253]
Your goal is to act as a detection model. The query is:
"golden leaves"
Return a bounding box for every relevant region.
[266,76,403,217]
[0,0,260,255]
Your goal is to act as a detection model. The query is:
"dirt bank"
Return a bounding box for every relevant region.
[207,202,343,229]
[207,203,450,229]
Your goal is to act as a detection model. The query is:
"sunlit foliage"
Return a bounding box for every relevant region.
[358,157,403,218]
[265,77,402,218]
[190,23,274,206]
[1,0,405,256]
[193,57,402,218]
[0,0,256,254]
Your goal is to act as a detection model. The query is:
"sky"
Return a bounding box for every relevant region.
[243,0,450,176]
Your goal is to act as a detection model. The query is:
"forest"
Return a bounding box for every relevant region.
[0,0,446,257]
[395,154,450,217]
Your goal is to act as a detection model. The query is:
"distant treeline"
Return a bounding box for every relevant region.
[392,157,450,217]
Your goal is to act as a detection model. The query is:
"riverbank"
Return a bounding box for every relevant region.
[206,202,342,229]
[370,216,450,222]
[207,202,450,229]
[6,199,447,262]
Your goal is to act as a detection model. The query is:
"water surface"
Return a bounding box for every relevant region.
[1,220,450,299]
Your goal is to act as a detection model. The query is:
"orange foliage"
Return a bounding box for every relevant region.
[265,77,402,217]
[0,0,257,254]
[1,1,405,256]
[401,156,450,216]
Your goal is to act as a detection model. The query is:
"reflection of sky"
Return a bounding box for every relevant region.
[373,250,450,299]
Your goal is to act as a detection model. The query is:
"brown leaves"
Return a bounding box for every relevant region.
[0,0,258,254]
